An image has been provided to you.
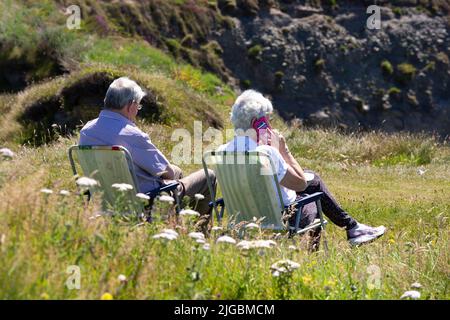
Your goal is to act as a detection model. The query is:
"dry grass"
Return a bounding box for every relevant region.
[0,126,448,299]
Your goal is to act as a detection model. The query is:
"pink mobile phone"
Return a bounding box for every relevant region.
[252,116,272,145]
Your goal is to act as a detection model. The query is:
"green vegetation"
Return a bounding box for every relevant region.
[247,44,263,62]
[436,52,449,65]
[388,87,402,96]
[392,7,404,16]
[424,61,436,72]
[241,79,252,89]
[314,58,326,72]
[397,63,417,83]
[381,60,394,76]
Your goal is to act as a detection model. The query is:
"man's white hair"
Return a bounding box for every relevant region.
[230,90,273,130]
[104,77,146,110]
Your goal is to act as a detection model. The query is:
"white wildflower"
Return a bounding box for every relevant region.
[202,243,211,250]
[0,148,15,159]
[112,183,133,192]
[411,282,422,289]
[118,274,127,283]
[153,229,178,241]
[40,188,53,194]
[162,229,178,238]
[417,169,427,176]
[254,240,276,248]
[0,234,5,245]
[272,270,280,277]
[245,222,260,230]
[59,190,71,196]
[188,232,205,241]
[236,240,252,250]
[271,259,300,274]
[180,209,200,217]
[136,193,150,200]
[237,239,276,250]
[216,235,236,244]
[76,177,98,188]
[196,239,205,244]
[194,193,205,201]
[153,232,177,241]
[158,195,175,203]
[211,226,223,231]
[400,290,421,299]
[288,245,297,250]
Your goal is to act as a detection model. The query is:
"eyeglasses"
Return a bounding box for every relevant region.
[132,100,142,110]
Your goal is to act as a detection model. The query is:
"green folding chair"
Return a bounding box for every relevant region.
[202,150,327,235]
[68,145,180,217]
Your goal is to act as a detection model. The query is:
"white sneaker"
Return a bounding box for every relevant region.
[347,223,386,246]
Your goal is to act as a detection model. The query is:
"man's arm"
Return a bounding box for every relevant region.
[159,164,177,180]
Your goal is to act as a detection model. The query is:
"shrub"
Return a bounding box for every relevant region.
[165,38,182,57]
[397,63,417,82]
[247,44,263,62]
[241,79,251,89]
[436,52,449,65]
[314,58,325,72]
[424,61,436,72]
[388,87,401,96]
[392,7,403,16]
[381,60,394,75]
[274,71,284,90]
[180,34,195,48]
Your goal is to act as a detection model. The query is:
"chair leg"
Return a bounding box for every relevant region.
[294,205,303,233]
[202,157,219,225]
[144,198,155,223]
[315,200,329,254]
[173,189,181,214]
[219,204,225,222]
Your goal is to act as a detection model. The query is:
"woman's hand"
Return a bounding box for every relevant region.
[271,129,290,156]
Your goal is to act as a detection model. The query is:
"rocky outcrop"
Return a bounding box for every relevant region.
[213,2,450,137]
[3,0,449,137]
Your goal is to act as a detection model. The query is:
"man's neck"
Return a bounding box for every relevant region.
[106,109,133,122]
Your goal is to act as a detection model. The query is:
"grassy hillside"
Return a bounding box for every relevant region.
[0,1,449,300]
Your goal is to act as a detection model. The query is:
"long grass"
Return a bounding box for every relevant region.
[0,127,448,299]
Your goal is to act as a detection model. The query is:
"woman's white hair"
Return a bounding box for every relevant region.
[104,77,146,110]
[230,90,273,130]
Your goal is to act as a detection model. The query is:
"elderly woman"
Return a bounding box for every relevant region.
[218,90,386,246]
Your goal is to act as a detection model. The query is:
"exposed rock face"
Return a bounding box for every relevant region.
[214,2,450,137]
[3,0,449,137]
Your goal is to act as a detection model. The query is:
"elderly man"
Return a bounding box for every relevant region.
[218,90,386,246]
[79,77,216,225]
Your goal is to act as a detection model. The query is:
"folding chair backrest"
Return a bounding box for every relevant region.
[68,145,143,214]
[203,150,285,229]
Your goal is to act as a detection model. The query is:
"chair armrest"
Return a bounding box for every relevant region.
[209,198,224,208]
[286,192,323,208]
[146,182,180,198]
